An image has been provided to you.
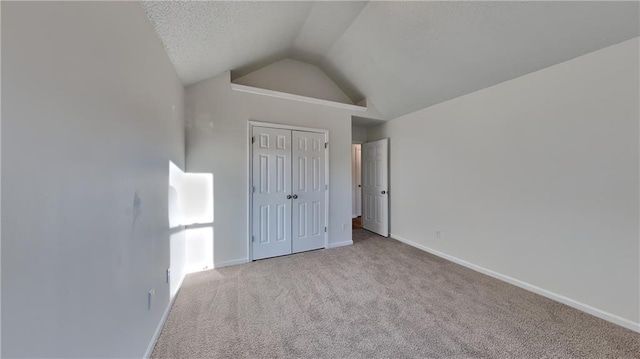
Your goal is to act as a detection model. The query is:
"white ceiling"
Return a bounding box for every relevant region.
[142,1,639,120]
[141,1,313,84]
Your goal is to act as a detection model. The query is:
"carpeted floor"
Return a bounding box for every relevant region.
[152,229,640,358]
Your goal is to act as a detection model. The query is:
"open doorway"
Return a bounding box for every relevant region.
[352,116,389,241]
[352,143,362,229]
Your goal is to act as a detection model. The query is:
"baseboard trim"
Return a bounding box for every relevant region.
[327,240,353,249]
[390,233,640,333]
[214,258,249,268]
[144,273,186,358]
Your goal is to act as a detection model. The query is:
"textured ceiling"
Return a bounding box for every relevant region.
[142,1,640,119]
[141,1,313,84]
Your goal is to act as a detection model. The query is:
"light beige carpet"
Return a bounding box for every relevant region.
[152,229,640,358]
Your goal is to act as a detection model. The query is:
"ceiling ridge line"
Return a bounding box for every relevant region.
[320,1,370,59]
[290,2,318,54]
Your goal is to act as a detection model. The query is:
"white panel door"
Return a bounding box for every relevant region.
[291,131,326,253]
[252,127,292,260]
[362,139,388,236]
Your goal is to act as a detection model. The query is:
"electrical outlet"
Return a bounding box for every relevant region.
[343,223,349,231]
[166,269,171,283]
[148,288,155,310]
[436,230,441,239]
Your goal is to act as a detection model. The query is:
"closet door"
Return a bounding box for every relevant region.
[291,131,326,253]
[252,127,292,260]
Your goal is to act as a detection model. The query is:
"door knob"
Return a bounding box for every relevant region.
[292,194,298,199]
[381,190,386,194]
[358,184,361,188]
[286,195,292,199]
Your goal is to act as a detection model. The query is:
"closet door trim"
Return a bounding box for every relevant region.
[248,121,329,261]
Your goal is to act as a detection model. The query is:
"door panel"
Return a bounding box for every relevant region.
[292,131,326,253]
[362,139,388,236]
[252,127,292,260]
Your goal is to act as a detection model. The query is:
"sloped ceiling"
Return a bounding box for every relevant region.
[142,1,639,119]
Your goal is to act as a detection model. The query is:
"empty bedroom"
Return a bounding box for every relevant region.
[2,1,639,358]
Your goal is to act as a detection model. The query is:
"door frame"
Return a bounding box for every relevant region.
[247,121,330,261]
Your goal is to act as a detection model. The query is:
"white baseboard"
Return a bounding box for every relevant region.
[390,233,640,333]
[327,240,353,249]
[144,273,186,359]
[214,258,249,268]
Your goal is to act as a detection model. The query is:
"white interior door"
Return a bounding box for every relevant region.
[291,130,326,253]
[362,138,389,236]
[252,127,292,260]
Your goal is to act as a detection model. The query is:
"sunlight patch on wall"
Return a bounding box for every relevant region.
[181,173,214,225]
[185,227,214,273]
[168,161,215,279]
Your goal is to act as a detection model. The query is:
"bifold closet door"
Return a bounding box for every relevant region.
[291,131,326,253]
[252,127,292,260]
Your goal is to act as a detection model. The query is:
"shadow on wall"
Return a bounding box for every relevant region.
[169,161,214,294]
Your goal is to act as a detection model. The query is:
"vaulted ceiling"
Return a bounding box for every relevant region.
[142,1,639,119]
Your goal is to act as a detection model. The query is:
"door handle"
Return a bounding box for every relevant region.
[358,184,361,188]
[286,195,292,199]
[292,194,298,199]
[381,190,386,194]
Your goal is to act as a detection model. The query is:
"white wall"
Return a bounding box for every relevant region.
[352,125,368,143]
[0,2,3,354]
[168,163,215,294]
[169,229,187,298]
[234,58,354,104]
[168,162,187,300]
[368,38,640,330]
[186,71,374,266]
[2,2,185,357]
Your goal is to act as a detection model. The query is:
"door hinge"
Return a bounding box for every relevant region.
[252,186,255,193]
[325,184,328,190]
[324,226,327,233]
[252,235,255,242]
[324,142,328,149]
[251,136,255,144]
